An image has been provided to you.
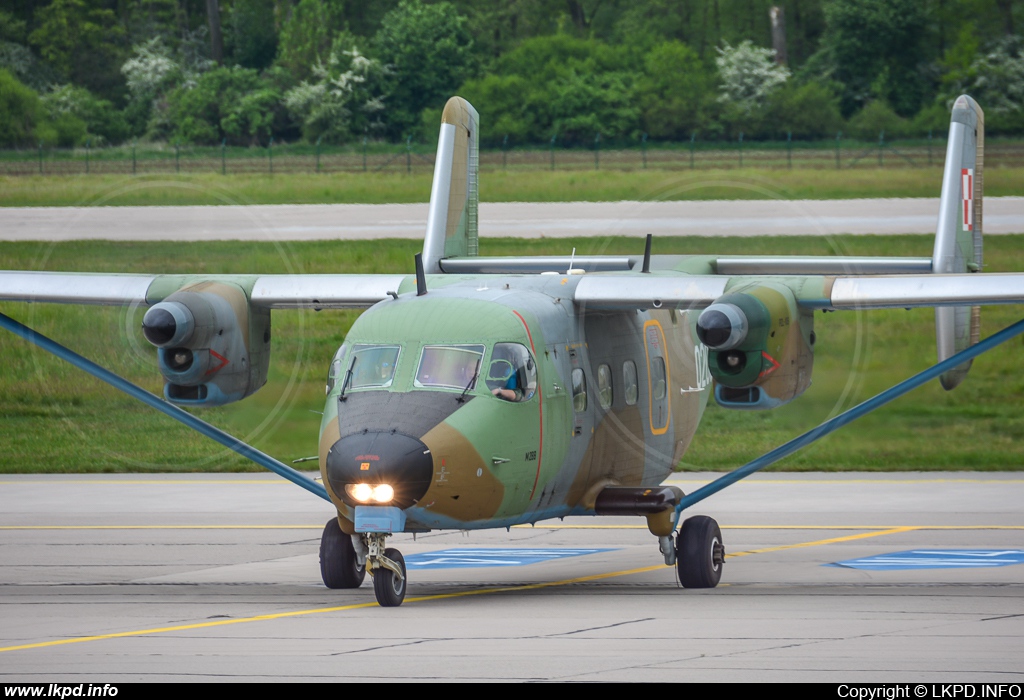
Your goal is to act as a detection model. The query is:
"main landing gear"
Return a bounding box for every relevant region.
[319,519,407,607]
[674,515,725,588]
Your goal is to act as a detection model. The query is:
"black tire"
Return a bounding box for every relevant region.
[319,518,365,589]
[373,548,407,607]
[676,515,724,588]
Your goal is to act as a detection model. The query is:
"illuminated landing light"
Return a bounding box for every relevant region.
[346,483,395,504]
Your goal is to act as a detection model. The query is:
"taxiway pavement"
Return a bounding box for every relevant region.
[2,197,1024,241]
[1,473,1022,682]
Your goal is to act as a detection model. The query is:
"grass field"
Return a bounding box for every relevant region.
[2,234,1023,474]
[4,166,1024,207]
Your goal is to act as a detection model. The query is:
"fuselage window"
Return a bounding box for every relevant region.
[597,363,613,409]
[623,360,638,406]
[348,344,401,389]
[571,368,587,413]
[651,356,667,400]
[486,342,537,402]
[415,345,485,390]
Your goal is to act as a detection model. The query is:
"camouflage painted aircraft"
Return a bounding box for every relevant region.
[3,95,1024,607]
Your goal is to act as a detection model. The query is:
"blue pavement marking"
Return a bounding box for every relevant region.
[404,548,614,570]
[830,549,1024,571]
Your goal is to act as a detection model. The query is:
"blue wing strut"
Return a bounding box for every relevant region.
[0,311,330,502]
[675,317,1024,521]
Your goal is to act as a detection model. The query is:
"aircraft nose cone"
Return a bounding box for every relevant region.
[326,431,433,509]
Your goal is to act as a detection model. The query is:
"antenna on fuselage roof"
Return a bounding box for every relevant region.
[642,234,653,273]
[566,248,576,274]
[415,253,428,296]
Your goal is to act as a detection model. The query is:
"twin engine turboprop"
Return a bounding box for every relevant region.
[141,280,271,405]
[3,94,1021,609]
[696,282,815,409]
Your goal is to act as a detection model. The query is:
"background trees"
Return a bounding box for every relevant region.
[0,0,1021,148]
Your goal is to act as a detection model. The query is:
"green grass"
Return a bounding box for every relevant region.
[2,235,1024,473]
[4,166,1024,207]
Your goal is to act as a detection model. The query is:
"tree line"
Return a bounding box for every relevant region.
[1,0,1022,150]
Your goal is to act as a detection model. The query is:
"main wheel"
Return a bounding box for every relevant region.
[319,518,365,589]
[676,515,724,588]
[373,548,407,607]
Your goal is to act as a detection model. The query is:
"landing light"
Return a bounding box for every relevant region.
[346,483,395,504]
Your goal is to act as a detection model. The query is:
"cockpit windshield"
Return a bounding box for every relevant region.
[348,344,400,389]
[414,345,484,390]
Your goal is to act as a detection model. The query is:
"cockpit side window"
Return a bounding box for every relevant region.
[486,342,537,402]
[349,344,401,389]
[415,345,485,390]
[326,344,347,395]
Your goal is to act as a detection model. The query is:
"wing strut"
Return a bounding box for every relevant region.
[0,312,330,502]
[674,316,1024,520]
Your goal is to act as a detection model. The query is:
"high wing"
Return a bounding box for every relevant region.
[0,272,407,308]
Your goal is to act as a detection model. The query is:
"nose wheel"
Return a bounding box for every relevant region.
[372,548,407,607]
[675,515,724,588]
[365,533,407,607]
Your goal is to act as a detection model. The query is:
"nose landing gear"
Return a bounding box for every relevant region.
[365,533,407,607]
[319,521,409,607]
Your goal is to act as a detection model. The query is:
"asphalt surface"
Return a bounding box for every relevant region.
[2,197,1024,241]
[1,473,1022,682]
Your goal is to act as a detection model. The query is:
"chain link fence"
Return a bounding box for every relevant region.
[3,134,1023,176]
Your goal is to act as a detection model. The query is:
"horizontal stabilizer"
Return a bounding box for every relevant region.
[715,257,933,275]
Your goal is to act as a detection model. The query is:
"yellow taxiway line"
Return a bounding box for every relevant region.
[0,526,927,655]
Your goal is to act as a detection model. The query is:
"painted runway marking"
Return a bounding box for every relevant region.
[0,527,920,654]
[831,549,1024,570]
[405,548,613,569]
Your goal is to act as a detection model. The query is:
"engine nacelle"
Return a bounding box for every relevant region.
[141,281,271,406]
[696,282,815,409]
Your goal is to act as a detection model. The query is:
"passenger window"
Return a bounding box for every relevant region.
[571,368,587,413]
[597,364,613,409]
[651,356,667,400]
[623,361,638,406]
[487,342,537,401]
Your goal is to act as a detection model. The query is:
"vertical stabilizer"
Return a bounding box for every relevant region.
[933,94,984,390]
[422,97,479,273]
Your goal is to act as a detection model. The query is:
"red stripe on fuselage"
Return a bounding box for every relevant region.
[513,309,543,500]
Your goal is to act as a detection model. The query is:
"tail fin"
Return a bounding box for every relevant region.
[422,97,479,274]
[933,94,984,390]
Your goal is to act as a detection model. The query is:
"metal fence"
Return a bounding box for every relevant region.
[3,135,1024,176]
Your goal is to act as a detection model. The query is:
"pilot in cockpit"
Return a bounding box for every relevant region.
[486,343,535,402]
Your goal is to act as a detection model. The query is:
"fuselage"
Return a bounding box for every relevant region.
[317,273,711,532]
